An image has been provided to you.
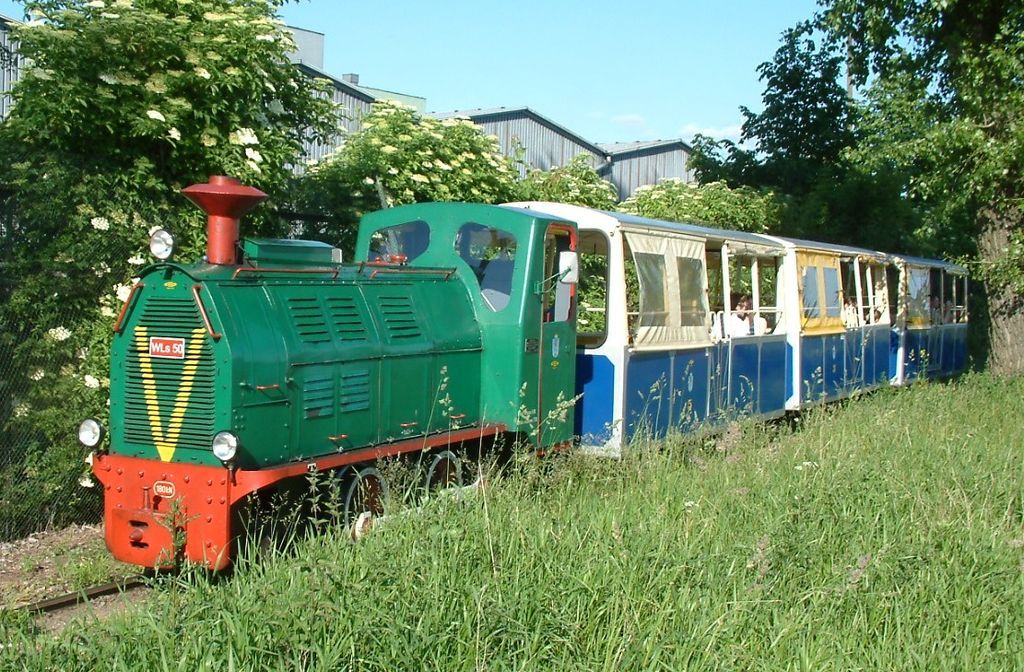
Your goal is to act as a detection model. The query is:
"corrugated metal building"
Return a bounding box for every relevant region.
[1,14,22,122]
[599,139,694,199]
[436,107,611,178]
[295,63,377,166]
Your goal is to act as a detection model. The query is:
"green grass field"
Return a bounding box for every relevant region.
[3,373,1023,670]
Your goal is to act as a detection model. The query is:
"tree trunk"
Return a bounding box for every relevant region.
[977,208,1024,375]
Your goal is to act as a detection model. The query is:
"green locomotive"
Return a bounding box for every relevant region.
[85,176,579,569]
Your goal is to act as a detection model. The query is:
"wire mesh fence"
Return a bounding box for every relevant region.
[0,195,138,542]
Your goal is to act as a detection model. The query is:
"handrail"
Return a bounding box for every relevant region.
[367,267,455,280]
[231,266,340,280]
[112,283,144,334]
[191,284,222,341]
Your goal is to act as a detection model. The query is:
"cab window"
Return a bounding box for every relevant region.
[454,223,517,312]
[368,220,430,263]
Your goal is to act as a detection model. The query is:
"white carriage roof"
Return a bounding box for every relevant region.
[503,202,783,249]
[765,235,889,260]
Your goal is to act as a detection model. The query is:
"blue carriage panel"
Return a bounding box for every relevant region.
[758,339,787,416]
[785,341,795,402]
[844,330,865,393]
[889,329,902,383]
[927,327,943,376]
[707,341,729,424]
[823,334,846,399]
[866,328,891,388]
[671,349,710,433]
[624,351,672,442]
[574,353,616,444]
[904,330,925,382]
[953,325,968,372]
[801,336,826,404]
[728,339,761,417]
[939,327,956,376]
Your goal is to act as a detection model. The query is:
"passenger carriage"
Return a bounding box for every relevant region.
[767,237,895,408]
[506,203,792,453]
[887,254,969,384]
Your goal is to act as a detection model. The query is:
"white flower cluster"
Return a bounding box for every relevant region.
[84,375,101,389]
[229,128,259,146]
[47,326,71,342]
[146,109,166,122]
[91,216,110,231]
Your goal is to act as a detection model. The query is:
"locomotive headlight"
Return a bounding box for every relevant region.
[211,431,238,462]
[149,228,176,261]
[78,418,105,448]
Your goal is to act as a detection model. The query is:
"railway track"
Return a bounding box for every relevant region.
[13,576,148,614]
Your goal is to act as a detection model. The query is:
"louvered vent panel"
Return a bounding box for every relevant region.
[303,375,334,418]
[123,297,216,451]
[288,297,330,344]
[339,369,371,413]
[325,296,368,342]
[379,295,422,340]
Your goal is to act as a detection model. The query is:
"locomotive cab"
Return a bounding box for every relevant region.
[356,203,580,447]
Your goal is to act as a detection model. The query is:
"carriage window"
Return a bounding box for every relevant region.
[634,252,668,327]
[864,263,889,324]
[368,220,430,263]
[577,232,609,347]
[802,266,821,319]
[907,267,930,324]
[705,250,724,314]
[677,257,706,327]
[758,256,782,333]
[887,266,900,324]
[822,267,842,318]
[956,275,968,322]
[454,223,517,312]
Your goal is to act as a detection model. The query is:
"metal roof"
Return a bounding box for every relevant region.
[600,139,693,155]
[295,63,376,104]
[433,107,609,159]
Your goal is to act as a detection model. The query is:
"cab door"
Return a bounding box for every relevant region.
[537,224,578,447]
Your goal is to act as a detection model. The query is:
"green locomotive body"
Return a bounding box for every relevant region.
[90,177,579,569]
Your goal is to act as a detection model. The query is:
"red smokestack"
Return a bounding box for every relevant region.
[182,176,267,265]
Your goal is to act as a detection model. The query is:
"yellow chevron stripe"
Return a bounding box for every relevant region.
[135,326,209,462]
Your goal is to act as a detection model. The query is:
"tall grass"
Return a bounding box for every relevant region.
[3,373,1023,670]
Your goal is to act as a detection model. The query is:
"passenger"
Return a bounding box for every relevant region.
[726,295,753,337]
[842,296,861,328]
[929,296,943,325]
[943,299,956,323]
[753,311,769,335]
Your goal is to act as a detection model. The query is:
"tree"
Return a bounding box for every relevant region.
[690,23,856,197]
[516,154,619,210]
[292,101,521,254]
[618,179,782,234]
[0,0,336,535]
[822,0,1024,373]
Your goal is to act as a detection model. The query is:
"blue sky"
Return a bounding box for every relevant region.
[1,0,823,144]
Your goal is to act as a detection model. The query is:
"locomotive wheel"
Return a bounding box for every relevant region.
[342,466,388,528]
[423,450,463,492]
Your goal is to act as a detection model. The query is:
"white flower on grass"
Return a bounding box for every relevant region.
[229,127,259,145]
[84,375,101,389]
[684,500,698,510]
[167,127,181,141]
[47,326,71,342]
[29,369,45,381]
[794,461,819,471]
[244,147,263,163]
[195,67,211,80]
[90,216,110,231]
[128,255,145,265]
[146,109,166,122]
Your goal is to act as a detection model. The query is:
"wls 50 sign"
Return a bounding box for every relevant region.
[149,337,186,359]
